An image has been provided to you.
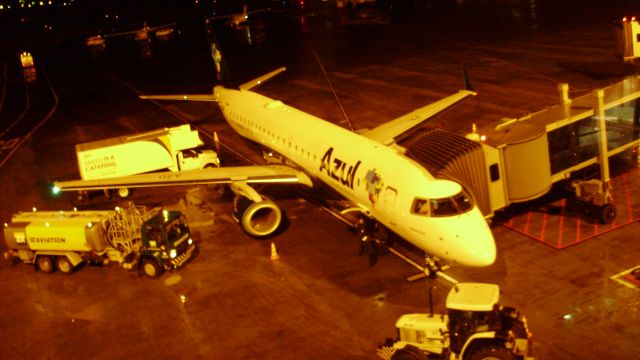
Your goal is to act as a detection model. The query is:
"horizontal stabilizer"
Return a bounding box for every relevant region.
[139,94,218,102]
[239,67,286,91]
[53,165,313,192]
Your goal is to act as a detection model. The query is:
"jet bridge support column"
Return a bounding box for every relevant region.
[595,89,611,185]
[570,89,616,224]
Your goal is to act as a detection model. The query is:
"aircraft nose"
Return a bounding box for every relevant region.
[464,239,496,267]
[456,214,496,267]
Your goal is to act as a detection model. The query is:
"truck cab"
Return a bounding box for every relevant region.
[177,147,220,171]
[139,210,196,277]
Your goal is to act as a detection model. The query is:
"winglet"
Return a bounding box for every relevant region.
[462,63,475,93]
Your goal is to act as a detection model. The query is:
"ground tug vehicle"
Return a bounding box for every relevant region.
[377,283,533,360]
[2,202,196,278]
[73,124,219,199]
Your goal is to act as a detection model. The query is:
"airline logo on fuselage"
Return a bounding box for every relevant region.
[364,169,383,207]
[320,147,361,190]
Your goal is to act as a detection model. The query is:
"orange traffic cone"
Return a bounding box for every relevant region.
[270,242,279,260]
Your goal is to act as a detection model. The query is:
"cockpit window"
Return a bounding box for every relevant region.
[411,191,475,217]
[412,198,430,215]
[430,198,459,216]
[453,192,473,213]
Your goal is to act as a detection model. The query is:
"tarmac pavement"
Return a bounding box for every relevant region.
[2,1,640,359]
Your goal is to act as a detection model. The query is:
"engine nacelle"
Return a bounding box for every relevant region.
[232,195,282,238]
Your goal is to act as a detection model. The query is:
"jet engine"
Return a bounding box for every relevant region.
[232,194,282,238]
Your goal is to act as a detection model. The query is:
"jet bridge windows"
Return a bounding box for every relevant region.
[411,191,474,217]
[548,98,640,174]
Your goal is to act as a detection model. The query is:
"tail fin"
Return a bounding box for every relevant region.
[209,29,285,91]
[209,32,235,88]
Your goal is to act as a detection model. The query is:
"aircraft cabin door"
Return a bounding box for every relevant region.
[382,187,398,226]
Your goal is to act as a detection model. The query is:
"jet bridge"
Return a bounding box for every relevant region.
[400,75,640,227]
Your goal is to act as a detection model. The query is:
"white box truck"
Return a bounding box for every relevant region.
[75,124,220,199]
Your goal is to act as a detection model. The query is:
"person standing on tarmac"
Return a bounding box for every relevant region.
[356,217,379,266]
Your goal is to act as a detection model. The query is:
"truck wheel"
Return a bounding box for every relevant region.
[116,187,131,199]
[598,204,616,224]
[56,257,75,275]
[36,256,55,274]
[390,345,426,360]
[469,345,514,360]
[142,259,163,278]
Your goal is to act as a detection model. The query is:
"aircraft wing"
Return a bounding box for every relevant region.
[247,8,271,15]
[139,94,218,102]
[207,13,235,21]
[53,165,313,193]
[103,29,139,38]
[148,23,176,32]
[361,89,476,146]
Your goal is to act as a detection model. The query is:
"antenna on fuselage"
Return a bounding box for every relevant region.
[308,41,355,132]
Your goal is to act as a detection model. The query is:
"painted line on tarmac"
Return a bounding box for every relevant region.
[610,265,640,290]
[0,66,58,168]
[0,67,29,138]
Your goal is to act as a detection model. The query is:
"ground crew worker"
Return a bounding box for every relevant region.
[356,217,379,266]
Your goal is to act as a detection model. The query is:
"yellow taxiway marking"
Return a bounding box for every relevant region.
[610,265,640,290]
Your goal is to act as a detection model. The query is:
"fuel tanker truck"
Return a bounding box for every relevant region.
[2,202,196,278]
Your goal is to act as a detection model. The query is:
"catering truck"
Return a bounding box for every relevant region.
[2,202,196,278]
[377,283,533,360]
[75,124,220,199]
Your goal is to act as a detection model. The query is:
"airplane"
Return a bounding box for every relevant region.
[101,21,176,41]
[206,5,270,27]
[53,46,496,274]
[86,35,106,47]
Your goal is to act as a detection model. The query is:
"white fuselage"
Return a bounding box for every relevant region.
[214,86,496,267]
